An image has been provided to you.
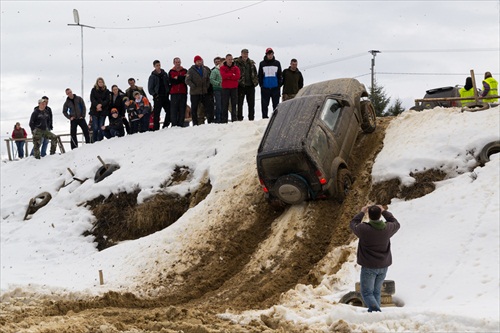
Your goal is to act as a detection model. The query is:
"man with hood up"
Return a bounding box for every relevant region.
[459,77,475,106]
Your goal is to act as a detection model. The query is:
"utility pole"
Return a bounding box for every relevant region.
[369,50,381,97]
[68,9,95,98]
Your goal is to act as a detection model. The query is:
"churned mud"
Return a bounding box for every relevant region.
[2,117,441,333]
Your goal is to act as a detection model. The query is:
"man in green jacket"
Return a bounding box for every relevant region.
[235,49,258,121]
[282,58,304,101]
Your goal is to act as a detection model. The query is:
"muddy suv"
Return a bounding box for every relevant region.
[256,78,377,205]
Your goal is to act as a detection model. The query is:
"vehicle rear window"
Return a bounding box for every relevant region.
[260,153,312,179]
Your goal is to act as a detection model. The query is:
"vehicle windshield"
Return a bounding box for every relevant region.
[320,98,341,131]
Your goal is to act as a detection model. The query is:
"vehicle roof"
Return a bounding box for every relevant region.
[296,78,368,106]
[259,95,325,153]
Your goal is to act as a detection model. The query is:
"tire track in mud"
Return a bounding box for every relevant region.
[1,118,392,333]
[182,117,392,311]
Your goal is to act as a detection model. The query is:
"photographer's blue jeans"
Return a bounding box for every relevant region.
[360,266,388,312]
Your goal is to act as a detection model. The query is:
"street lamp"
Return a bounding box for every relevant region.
[67,9,95,98]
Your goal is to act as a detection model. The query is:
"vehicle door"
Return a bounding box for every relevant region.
[313,98,342,176]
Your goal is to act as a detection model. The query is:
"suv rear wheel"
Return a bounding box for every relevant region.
[360,101,377,133]
[273,175,309,205]
[336,168,353,202]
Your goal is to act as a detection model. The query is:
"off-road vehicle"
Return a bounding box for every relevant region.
[256,78,376,205]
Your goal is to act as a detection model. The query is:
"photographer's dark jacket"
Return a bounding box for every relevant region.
[350,211,400,269]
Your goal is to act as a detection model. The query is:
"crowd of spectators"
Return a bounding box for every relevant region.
[14,48,305,159]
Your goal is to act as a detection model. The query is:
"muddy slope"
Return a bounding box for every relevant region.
[1,118,392,333]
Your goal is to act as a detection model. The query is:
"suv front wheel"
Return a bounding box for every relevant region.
[360,101,377,133]
[273,175,309,205]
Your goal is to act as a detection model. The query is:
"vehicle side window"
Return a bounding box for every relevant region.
[311,126,328,155]
[320,99,341,131]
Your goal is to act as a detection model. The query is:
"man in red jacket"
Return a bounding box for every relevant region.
[169,57,188,127]
[220,54,241,123]
[350,204,400,312]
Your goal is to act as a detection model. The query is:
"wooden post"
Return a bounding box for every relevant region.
[99,270,104,285]
[470,69,479,104]
[67,168,76,177]
[97,155,107,168]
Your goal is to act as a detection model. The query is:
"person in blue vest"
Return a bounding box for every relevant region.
[258,48,282,119]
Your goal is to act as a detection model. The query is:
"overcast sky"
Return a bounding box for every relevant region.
[1,1,499,145]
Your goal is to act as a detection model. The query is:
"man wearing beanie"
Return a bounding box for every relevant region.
[350,205,400,312]
[186,55,214,125]
[258,47,282,118]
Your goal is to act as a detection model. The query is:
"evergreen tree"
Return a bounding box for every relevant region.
[368,80,390,117]
[386,98,405,116]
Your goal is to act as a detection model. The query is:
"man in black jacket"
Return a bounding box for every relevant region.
[148,60,171,130]
[62,88,90,149]
[350,205,400,312]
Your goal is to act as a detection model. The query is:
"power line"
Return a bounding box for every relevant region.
[377,72,500,76]
[381,48,499,53]
[302,52,367,71]
[93,1,265,30]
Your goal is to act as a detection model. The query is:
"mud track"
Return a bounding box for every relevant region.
[1,118,392,333]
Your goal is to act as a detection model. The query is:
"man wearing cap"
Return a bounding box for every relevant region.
[350,205,400,313]
[29,99,58,159]
[30,96,53,157]
[235,49,258,121]
[62,88,91,149]
[282,58,304,101]
[148,60,171,130]
[185,55,214,125]
[258,48,282,119]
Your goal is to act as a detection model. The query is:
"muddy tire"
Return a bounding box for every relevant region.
[94,164,120,183]
[28,192,52,214]
[462,102,490,112]
[273,175,308,205]
[355,280,396,295]
[339,291,365,307]
[360,100,377,133]
[477,141,500,165]
[336,168,353,203]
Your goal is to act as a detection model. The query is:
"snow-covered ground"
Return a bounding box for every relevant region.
[1,106,499,332]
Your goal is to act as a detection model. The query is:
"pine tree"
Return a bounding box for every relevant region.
[368,80,390,117]
[386,98,405,116]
